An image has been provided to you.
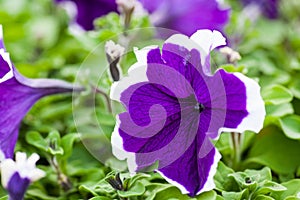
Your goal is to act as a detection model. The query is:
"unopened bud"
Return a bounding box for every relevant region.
[220,47,241,63]
[105,40,125,81]
[116,0,145,30]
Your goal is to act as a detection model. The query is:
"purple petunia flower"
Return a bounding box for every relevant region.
[140,0,230,35]
[110,30,265,195]
[0,25,82,159]
[55,0,230,35]
[242,0,279,19]
[55,0,118,30]
[1,152,45,200]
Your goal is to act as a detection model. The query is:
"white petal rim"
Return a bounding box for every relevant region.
[218,72,266,134]
[197,150,221,194]
[0,159,17,188]
[155,149,221,195]
[110,46,157,101]
[111,116,137,174]
[0,49,14,83]
[190,30,226,54]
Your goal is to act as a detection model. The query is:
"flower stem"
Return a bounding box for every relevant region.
[49,156,72,191]
[92,86,112,113]
[231,132,242,170]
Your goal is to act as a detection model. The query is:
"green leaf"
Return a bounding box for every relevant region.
[128,173,151,188]
[214,162,239,192]
[78,185,99,197]
[266,103,294,117]
[25,131,48,152]
[256,181,286,195]
[279,115,300,139]
[262,85,293,105]
[254,195,275,200]
[290,79,300,99]
[244,167,272,182]
[279,179,300,200]
[245,126,300,174]
[222,189,249,200]
[89,197,112,200]
[145,183,173,200]
[228,172,258,192]
[0,196,8,200]
[118,181,146,197]
[195,190,217,200]
[148,186,191,200]
[46,130,64,156]
[60,133,81,159]
[26,188,57,200]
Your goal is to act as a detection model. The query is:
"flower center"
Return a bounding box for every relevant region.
[194,103,205,113]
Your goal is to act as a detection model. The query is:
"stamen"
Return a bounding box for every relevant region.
[194,103,205,113]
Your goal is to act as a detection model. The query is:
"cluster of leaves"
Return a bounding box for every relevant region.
[0,0,300,199]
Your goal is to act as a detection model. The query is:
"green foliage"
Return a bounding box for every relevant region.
[1,0,300,199]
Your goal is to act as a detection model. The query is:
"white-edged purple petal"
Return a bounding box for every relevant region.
[110,46,157,101]
[218,72,265,134]
[165,30,226,75]
[0,25,83,158]
[6,172,30,200]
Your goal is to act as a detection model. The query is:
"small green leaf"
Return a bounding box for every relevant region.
[78,185,99,196]
[254,195,275,200]
[214,162,239,192]
[89,197,112,200]
[26,188,57,200]
[279,115,300,139]
[228,172,258,192]
[290,79,300,99]
[262,85,293,105]
[60,133,81,159]
[25,131,48,152]
[266,103,294,117]
[118,181,146,197]
[195,190,217,200]
[128,173,151,188]
[222,189,249,200]
[148,186,191,200]
[256,181,286,195]
[244,167,272,182]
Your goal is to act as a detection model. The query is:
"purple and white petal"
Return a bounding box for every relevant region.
[1,152,45,200]
[164,30,226,74]
[218,72,265,134]
[6,172,30,200]
[110,45,157,101]
[190,30,226,74]
[0,49,13,83]
[111,29,265,196]
[0,25,83,158]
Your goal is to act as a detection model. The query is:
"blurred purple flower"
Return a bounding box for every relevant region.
[55,0,230,35]
[0,25,83,159]
[110,30,265,196]
[55,0,118,30]
[242,0,279,19]
[140,0,230,35]
[1,152,45,200]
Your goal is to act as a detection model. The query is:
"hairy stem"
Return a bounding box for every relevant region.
[231,132,242,170]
